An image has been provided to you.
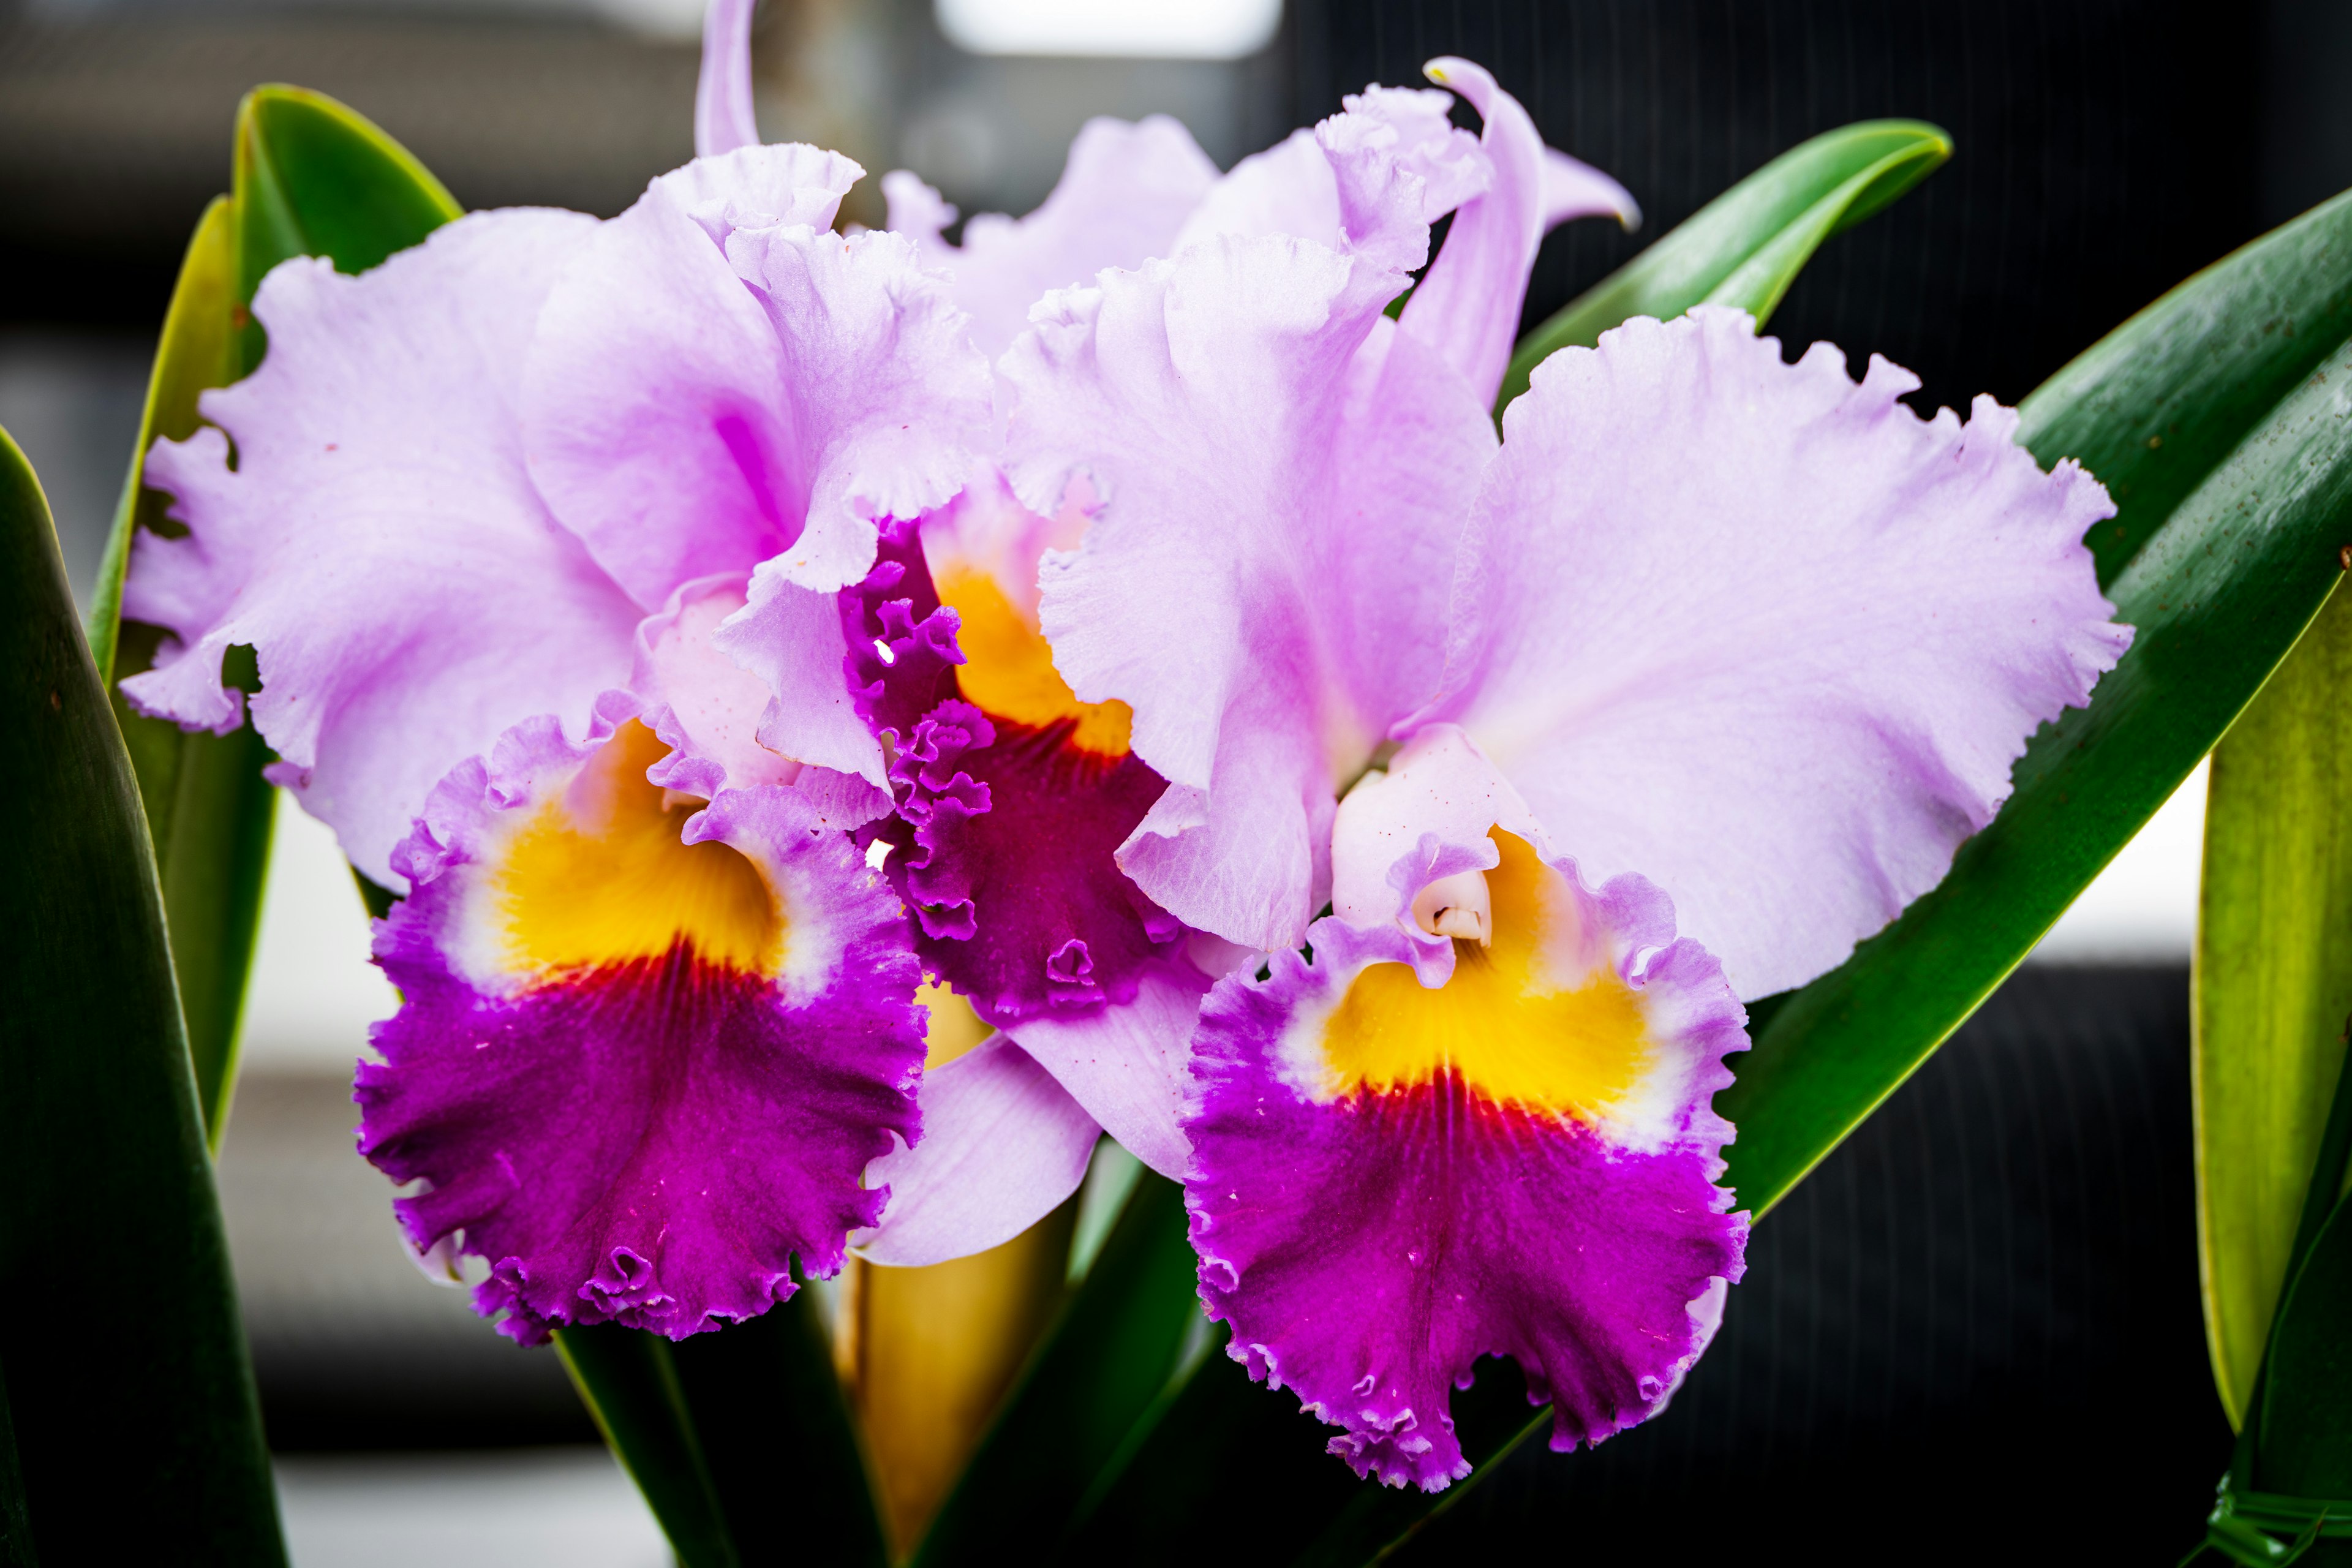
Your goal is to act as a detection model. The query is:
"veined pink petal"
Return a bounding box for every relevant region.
[121,210,643,887]
[883,116,1219,360]
[1427,307,2130,998]
[853,1035,1102,1267]
[1169,129,1340,254]
[1009,224,1494,949]
[1400,58,1630,407]
[695,0,760,159]
[524,146,991,606]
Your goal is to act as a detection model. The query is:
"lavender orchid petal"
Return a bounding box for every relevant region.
[1398,58,1548,405]
[1012,227,1494,948]
[1003,962,1214,1180]
[884,116,1220,359]
[1189,836,1747,1488]
[1543,145,1641,232]
[524,149,989,605]
[121,210,643,886]
[1169,129,1341,253]
[854,1035,1102,1267]
[1426,307,2130,998]
[364,714,926,1344]
[694,0,760,159]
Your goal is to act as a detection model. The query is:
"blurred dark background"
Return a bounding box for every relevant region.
[4,0,2332,1561]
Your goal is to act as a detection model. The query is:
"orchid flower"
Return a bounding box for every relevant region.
[993,62,2130,1487]
[115,0,995,1342]
[843,61,1642,1270]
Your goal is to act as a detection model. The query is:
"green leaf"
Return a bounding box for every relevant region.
[1722,185,2352,1219]
[1494,119,1951,413]
[230,85,462,375]
[557,1287,886,1568]
[94,88,459,1147]
[915,1174,1202,1566]
[0,429,284,1562]
[2196,584,2352,1428]
[2256,1193,2352,1499]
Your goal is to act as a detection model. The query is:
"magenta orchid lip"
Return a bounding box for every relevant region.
[113,0,2127,1498]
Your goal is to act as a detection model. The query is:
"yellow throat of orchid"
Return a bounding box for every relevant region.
[1317,830,1653,1120]
[491,720,783,981]
[932,567,1133,757]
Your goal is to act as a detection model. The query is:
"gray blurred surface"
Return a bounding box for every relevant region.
[276,1448,668,1566]
[0,328,149,609]
[219,1071,595,1448]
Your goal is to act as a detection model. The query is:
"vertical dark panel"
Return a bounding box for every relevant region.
[1295,0,2265,417]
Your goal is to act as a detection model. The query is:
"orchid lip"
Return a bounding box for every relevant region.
[1411,867,1491,946]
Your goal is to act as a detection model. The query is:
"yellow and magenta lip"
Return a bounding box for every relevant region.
[932,566,1133,757]
[1317,831,1653,1121]
[489,720,783,984]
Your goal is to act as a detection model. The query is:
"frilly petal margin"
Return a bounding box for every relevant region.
[360,712,925,1344]
[841,513,1185,1025]
[121,208,643,886]
[1426,306,2132,999]
[523,144,992,607]
[1185,865,1747,1489]
[853,1035,1102,1267]
[883,116,1219,360]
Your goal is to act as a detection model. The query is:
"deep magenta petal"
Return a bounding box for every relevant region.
[1185,869,1747,1489]
[843,516,1182,1027]
[358,731,924,1344]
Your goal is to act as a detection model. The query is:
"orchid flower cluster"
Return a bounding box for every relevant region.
[118,1,2125,1491]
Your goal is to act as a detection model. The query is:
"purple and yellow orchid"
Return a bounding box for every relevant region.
[114,0,2126,1495]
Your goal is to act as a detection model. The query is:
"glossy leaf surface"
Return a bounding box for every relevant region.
[0,430,284,1563]
[2196,584,2352,1427]
[1495,119,1951,412]
[1723,186,2352,1218]
[2256,1193,2352,1501]
[915,1174,1202,1566]
[558,1289,885,1568]
[96,88,457,1145]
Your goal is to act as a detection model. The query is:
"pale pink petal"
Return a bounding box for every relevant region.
[1003,964,1212,1181]
[1316,83,1488,271]
[694,0,760,159]
[1009,230,1493,949]
[1428,307,2130,998]
[884,116,1219,359]
[852,1036,1102,1267]
[1398,59,1554,406]
[1544,145,1640,232]
[121,210,641,886]
[709,568,890,793]
[1328,723,1540,929]
[524,149,990,607]
[1170,130,1341,254]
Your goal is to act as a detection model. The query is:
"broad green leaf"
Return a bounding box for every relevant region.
[87,197,236,682]
[557,1288,885,1568]
[96,88,459,1146]
[2256,1192,2352,1501]
[1722,186,2352,1219]
[231,86,461,375]
[0,429,284,1562]
[2197,585,2352,1427]
[1494,119,1951,412]
[914,1174,1201,1567]
[1057,1324,1360,1566]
